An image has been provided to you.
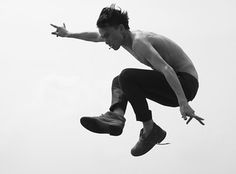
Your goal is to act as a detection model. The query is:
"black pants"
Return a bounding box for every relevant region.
[109,68,199,122]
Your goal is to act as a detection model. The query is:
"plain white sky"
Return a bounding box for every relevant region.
[1,0,236,173]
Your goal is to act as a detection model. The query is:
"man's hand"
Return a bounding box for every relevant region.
[51,23,69,37]
[180,103,205,125]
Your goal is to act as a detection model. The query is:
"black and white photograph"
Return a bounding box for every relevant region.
[1,0,235,173]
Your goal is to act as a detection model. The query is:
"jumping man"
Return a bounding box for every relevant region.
[51,4,204,157]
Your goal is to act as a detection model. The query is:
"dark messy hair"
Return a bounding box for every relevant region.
[96,4,130,30]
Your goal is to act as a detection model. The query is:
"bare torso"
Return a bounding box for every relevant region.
[122,30,198,80]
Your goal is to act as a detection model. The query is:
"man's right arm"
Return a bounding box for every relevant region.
[66,32,105,42]
[51,23,105,42]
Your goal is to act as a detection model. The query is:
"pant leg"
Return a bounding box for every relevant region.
[118,68,199,122]
[109,76,128,113]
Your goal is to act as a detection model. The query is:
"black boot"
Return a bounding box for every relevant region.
[131,123,167,156]
[80,111,126,136]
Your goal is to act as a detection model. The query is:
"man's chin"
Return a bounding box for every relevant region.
[113,45,120,50]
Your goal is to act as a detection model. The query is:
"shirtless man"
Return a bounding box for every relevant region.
[51,4,204,156]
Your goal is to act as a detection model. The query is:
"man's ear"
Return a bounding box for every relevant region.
[118,24,125,31]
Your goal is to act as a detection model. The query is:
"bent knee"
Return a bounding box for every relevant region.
[112,76,120,86]
[118,68,136,82]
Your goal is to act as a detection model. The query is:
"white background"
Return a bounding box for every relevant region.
[1,0,236,173]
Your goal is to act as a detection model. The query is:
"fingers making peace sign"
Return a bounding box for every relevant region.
[185,114,205,125]
[180,103,205,125]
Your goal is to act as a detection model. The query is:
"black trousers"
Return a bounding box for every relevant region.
[109,68,199,122]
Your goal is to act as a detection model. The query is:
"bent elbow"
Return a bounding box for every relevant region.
[162,65,174,75]
[164,65,170,71]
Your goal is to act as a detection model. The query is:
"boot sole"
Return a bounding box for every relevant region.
[80,117,123,136]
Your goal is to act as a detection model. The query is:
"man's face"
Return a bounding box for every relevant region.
[99,26,123,50]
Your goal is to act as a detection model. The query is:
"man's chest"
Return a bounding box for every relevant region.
[123,46,154,68]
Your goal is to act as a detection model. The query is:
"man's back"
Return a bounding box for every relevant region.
[123,30,198,80]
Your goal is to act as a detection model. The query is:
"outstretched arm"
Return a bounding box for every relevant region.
[51,23,105,42]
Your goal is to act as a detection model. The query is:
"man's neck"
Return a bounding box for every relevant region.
[122,30,133,49]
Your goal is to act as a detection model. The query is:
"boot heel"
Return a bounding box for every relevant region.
[109,125,123,136]
[158,130,167,143]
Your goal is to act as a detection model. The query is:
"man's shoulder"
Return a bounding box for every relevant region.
[132,30,163,38]
[132,30,149,46]
[132,36,148,52]
[132,30,163,45]
[131,30,161,51]
[132,30,150,40]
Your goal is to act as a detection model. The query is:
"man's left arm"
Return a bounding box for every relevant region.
[133,39,204,124]
[133,40,187,106]
[134,39,205,125]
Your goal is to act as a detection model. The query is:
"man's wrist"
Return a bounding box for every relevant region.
[179,100,188,106]
[65,32,72,38]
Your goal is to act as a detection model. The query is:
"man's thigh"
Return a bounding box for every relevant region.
[119,68,179,107]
